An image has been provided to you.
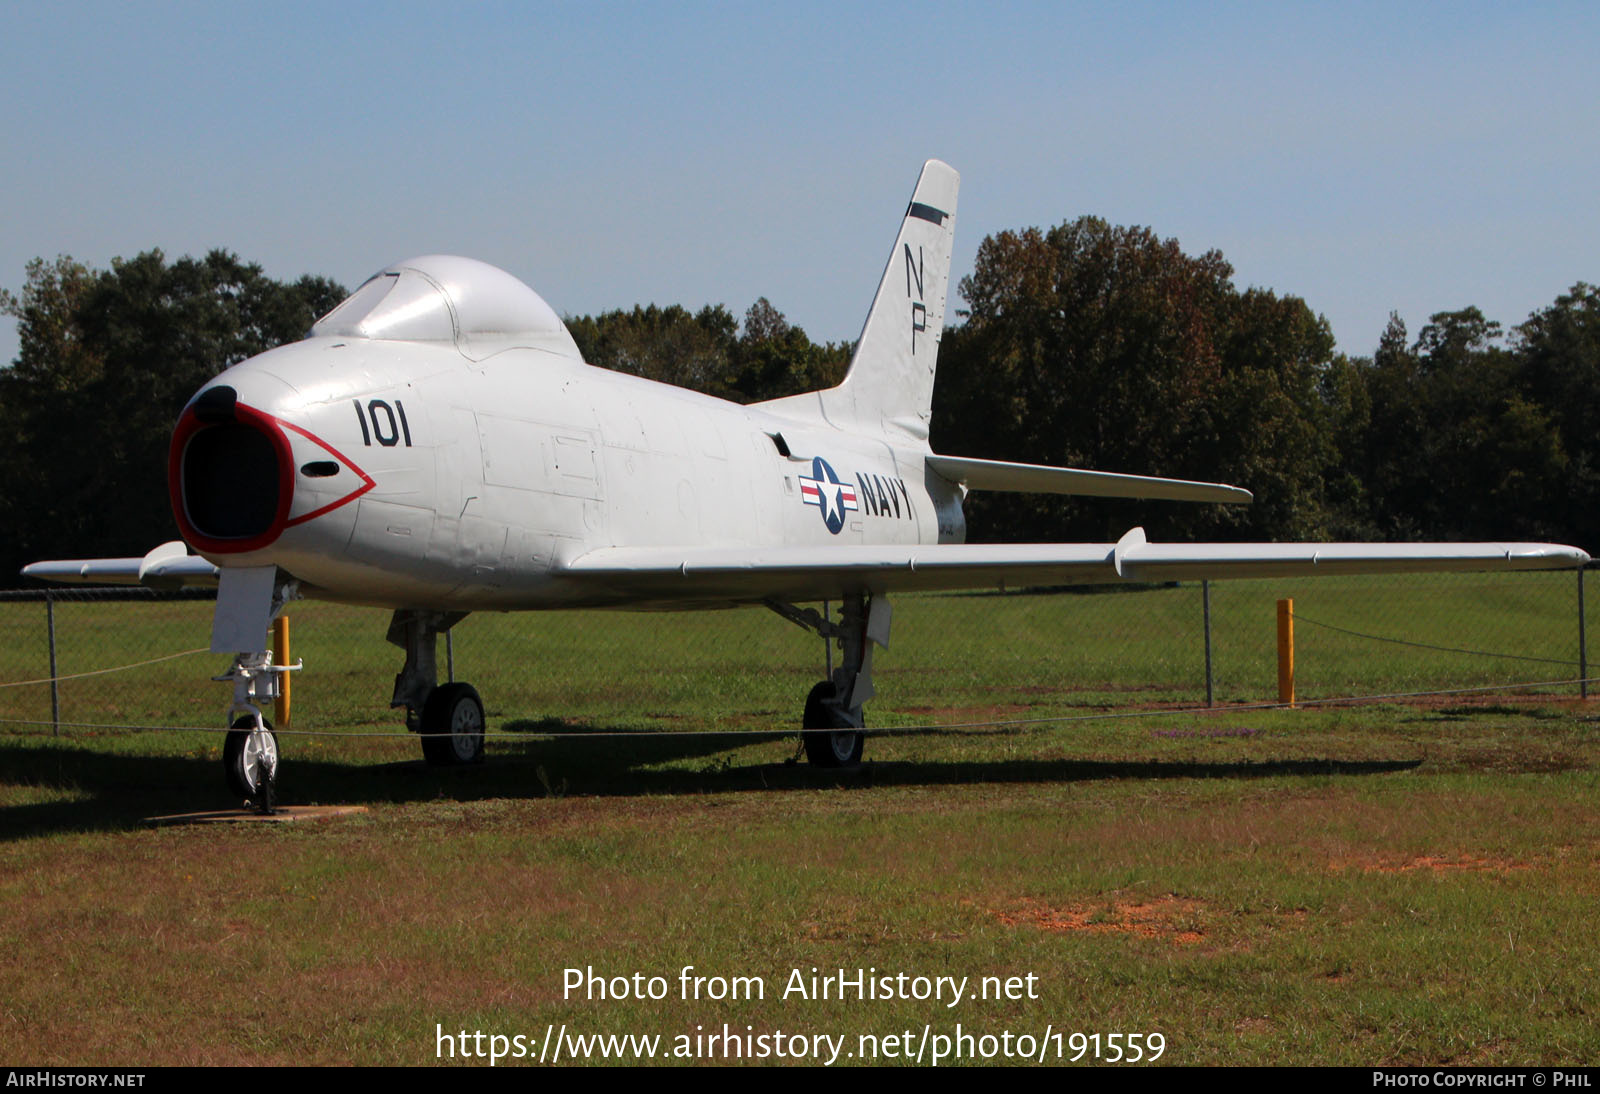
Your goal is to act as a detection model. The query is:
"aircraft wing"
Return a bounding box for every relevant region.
[25,533,1587,605]
[562,530,1589,603]
[21,542,220,590]
[926,454,1253,505]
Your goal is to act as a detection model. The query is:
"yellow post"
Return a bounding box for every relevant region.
[1276,598,1294,707]
[274,615,291,728]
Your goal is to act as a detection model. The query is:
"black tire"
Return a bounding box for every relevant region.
[223,716,278,800]
[421,682,486,766]
[802,680,864,768]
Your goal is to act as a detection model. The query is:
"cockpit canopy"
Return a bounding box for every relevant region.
[310,254,582,362]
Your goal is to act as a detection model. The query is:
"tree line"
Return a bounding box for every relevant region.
[2,225,1596,580]
[934,220,1599,550]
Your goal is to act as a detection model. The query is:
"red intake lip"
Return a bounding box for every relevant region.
[170,397,374,555]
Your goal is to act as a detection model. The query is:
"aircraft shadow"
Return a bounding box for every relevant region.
[0,734,1421,841]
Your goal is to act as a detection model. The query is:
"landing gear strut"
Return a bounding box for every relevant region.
[388,610,481,765]
[768,592,891,768]
[211,570,299,809]
[214,650,296,812]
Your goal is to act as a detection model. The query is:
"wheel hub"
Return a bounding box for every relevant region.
[450,702,484,762]
[243,725,278,789]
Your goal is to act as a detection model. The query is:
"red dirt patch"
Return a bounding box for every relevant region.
[994,894,1208,945]
[1330,853,1532,874]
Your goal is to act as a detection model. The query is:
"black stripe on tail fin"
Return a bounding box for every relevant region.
[756,160,960,442]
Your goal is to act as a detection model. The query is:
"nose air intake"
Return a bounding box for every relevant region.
[170,385,293,554]
[183,422,280,538]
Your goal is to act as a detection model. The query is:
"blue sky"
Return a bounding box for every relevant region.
[3,1,1597,365]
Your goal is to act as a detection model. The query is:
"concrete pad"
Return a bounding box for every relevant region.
[145,804,368,826]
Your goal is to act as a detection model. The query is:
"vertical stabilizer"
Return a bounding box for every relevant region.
[756,160,959,442]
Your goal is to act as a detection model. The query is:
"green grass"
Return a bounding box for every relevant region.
[1,573,1597,1065]
[1,570,1589,734]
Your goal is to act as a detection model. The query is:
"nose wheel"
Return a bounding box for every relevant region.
[214,645,296,812]
[223,715,278,811]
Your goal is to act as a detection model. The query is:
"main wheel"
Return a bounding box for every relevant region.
[223,716,278,800]
[421,682,486,766]
[802,680,864,767]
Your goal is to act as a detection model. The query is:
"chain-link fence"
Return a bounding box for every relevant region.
[1,568,1592,738]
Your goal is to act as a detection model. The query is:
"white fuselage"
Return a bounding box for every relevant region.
[178,337,966,611]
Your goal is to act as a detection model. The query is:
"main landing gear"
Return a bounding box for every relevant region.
[388,610,483,765]
[208,591,889,794]
[768,592,891,768]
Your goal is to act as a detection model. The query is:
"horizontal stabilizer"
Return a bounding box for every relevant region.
[22,542,221,590]
[927,454,1252,504]
[561,535,1588,605]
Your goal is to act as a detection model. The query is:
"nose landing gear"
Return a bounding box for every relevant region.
[214,650,297,813]
[223,715,278,809]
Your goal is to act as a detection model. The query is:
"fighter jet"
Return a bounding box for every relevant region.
[24,160,1589,799]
